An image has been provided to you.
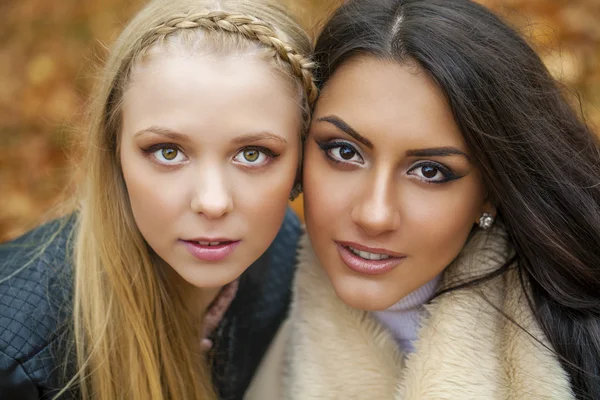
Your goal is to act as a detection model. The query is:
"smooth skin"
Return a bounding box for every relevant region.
[303,56,495,311]
[120,51,301,309]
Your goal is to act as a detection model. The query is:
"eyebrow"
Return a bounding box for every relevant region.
[406,147,471,161]
[134,126,287,145]
[134,126,192,142]
[230,132,287,145]
[317,115,374,149]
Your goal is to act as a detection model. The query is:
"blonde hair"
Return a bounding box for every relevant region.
[59,0,316,399]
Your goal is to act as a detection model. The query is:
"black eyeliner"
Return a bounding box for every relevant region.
[239,145,280,158]
[315,138,362,164]
[409,161,463,184]
[142,142,182,154]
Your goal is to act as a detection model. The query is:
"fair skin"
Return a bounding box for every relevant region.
[304,56,495,311]
[120,50,300,311]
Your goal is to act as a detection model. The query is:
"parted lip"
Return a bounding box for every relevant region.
[181,237,239,243]
[335,240,406,258]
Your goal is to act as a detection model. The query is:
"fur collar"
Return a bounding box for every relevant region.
[283,226,574,399]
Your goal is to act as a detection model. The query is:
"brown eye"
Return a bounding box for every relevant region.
[421,165,438,178]
[407,162,458,184]
[243,149,259,162]
[320,141,363,164]
[339,145,356,160]
[162,147,178,160]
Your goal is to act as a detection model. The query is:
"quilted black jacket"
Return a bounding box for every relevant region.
[0,209,301,400]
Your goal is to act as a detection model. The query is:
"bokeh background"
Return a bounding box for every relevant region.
[0,0,599,242]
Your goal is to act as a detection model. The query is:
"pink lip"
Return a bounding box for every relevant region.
[181,240,241,262]
[335,242,406,276]
[336,241,405,258]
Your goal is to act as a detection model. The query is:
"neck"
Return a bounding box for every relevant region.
[159,259,222,321]
[186,285,223,319]
[371,274,441,353]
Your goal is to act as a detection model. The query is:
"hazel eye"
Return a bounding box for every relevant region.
[242,149,260,162]
[150,146,187,164]
[233,147,275,167]
[162,148,178,160]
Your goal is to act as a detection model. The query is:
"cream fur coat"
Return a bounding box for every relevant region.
[246,226,575,400]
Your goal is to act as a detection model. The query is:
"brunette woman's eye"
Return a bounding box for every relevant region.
[407,161,460,184]
[316,140,364,165]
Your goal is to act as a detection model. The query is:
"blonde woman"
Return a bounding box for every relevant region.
[0,0,316,399]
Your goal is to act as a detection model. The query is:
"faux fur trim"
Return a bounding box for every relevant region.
[283,227,574,399]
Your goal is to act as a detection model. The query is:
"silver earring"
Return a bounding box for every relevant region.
[289,183,302,201]
[478,212,495,230]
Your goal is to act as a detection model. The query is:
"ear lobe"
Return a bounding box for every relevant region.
[475,201,497,225]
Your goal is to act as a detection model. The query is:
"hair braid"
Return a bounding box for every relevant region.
[140,11,318,107]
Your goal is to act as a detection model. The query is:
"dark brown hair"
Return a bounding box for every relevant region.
[314,0,600,398]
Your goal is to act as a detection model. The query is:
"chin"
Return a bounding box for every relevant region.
[178,263,244,289]
[328,273,400,312]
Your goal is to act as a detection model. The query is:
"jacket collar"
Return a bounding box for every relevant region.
[284,226,574,399]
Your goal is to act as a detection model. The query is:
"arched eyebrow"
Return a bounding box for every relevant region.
[230,132,287,145]
[316,115,470,161]
[134,127,287,145]
[317,115,373,149]
[406,147,471,162]
[134,126,192,143]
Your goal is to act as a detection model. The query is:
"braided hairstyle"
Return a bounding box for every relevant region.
[112,5,318,142]
[141,11,318,106]
[65,1,316,400]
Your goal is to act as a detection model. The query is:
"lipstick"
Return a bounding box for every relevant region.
[335,241,406,275]
[181,239,240,262]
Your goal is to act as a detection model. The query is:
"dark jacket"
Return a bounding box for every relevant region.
[0,209,301,400]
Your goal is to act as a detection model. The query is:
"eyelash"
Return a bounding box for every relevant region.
[316,140,364,165]
[233,146,279,168]
[142,143,186,164]
[316,139,461,184]
[142,143,279,167]
[406,161,461,184]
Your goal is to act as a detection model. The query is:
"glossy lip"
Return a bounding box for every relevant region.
[336,241,406,258]
[181,239,241,262]
[335,241,406,276]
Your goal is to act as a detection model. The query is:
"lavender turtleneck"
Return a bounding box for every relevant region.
[371,274,441,353]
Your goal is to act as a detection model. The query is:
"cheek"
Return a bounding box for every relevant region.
[303,147,351,229]
[233,155,298,234]
[403,180,483,262]
[121,154,187,236]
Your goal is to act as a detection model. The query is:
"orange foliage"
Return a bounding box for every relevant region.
[1,0,598,240]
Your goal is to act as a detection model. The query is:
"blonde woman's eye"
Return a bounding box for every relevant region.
[233,147,276,167]
[146,145,187,164]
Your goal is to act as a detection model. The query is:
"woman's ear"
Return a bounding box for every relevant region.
[475,200,497,229]
[475,200,497,224]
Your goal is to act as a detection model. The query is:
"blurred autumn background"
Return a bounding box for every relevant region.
[0,0,599,242]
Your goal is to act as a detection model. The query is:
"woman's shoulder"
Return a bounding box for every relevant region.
[268,207,303,257]
[212,208,303,399]
[243,207,302,290]
[240,207,302,311]
[0,216,76,397]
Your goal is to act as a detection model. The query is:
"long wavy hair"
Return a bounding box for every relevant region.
[55,0,316,398]
[314,0,600,398]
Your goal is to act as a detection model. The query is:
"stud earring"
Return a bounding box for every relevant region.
[289,183,302,201]
[478,212,495,230]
